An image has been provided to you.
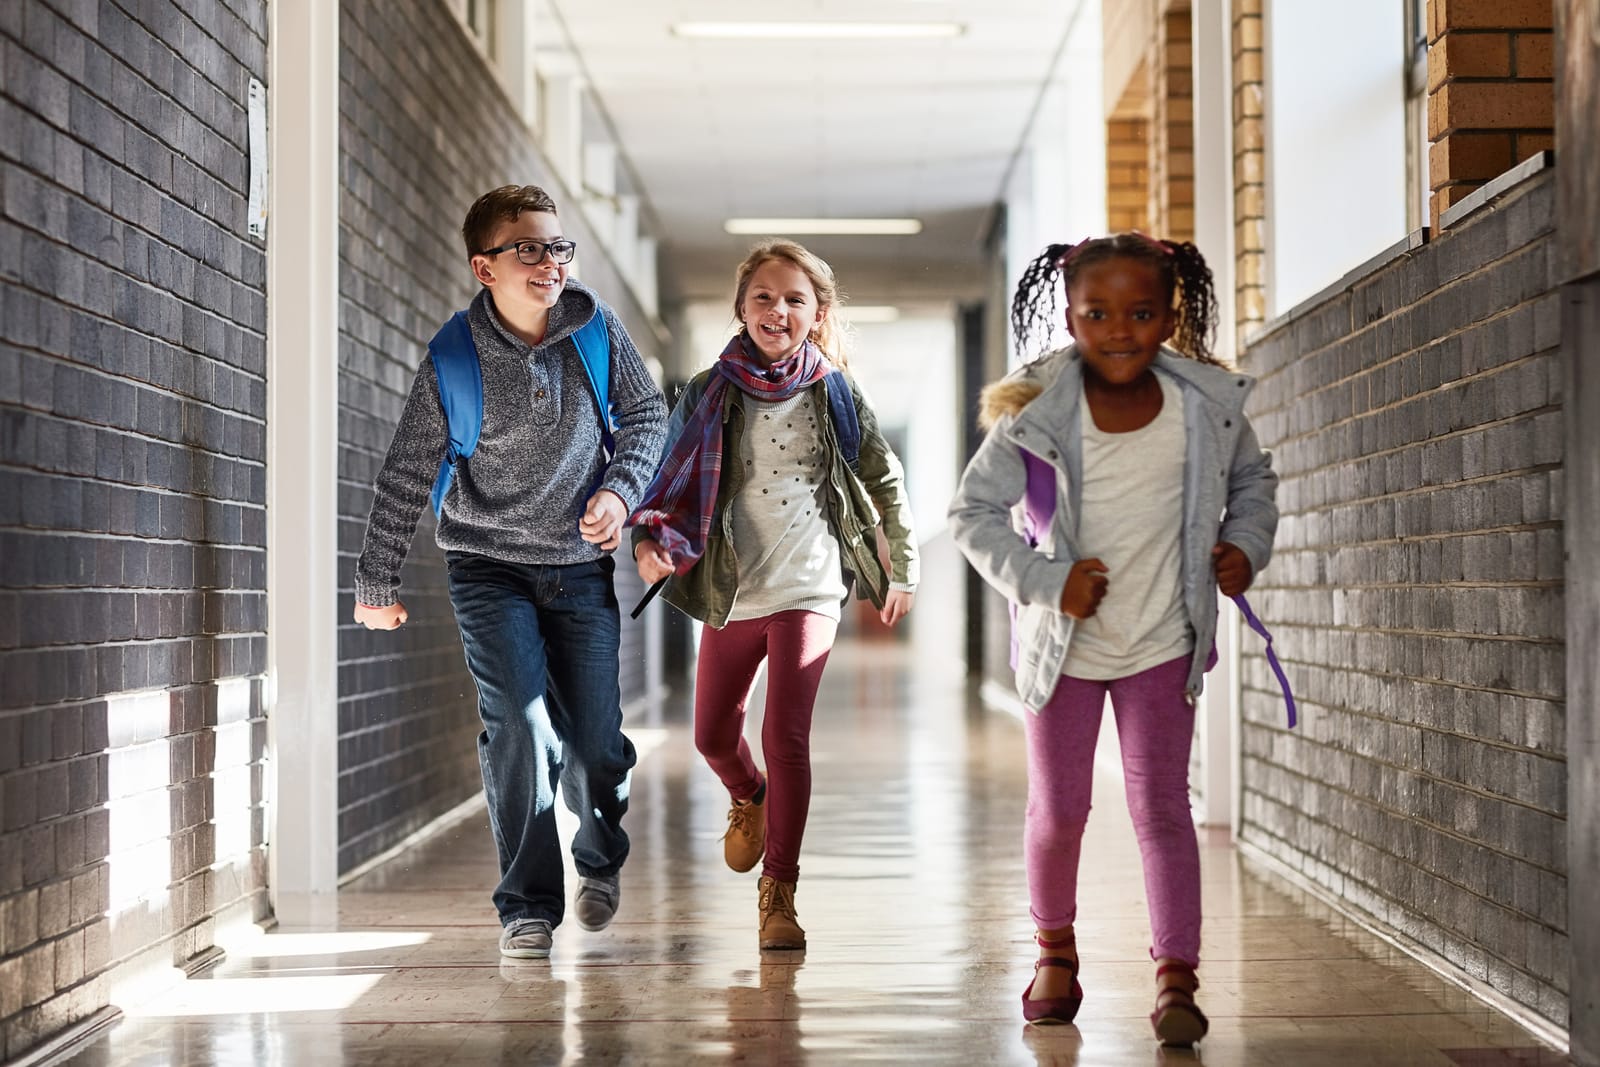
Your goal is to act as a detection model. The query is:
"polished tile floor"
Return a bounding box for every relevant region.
[63,551,1567,1065]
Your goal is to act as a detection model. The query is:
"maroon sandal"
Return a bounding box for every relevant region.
[1150,961,1209,1047]
[1021,931,1084,1025]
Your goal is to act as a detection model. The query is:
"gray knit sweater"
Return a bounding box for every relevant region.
[354,281,668,607]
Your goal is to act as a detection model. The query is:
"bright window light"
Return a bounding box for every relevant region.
[840,306,901,323]
[125,974,387,1017]
[228,930,433,958]
[673,22,964,40]
[724,218,923,236]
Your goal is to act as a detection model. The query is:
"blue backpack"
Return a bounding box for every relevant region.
[427,308,614,516]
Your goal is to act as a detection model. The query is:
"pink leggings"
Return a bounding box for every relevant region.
[1024,654,1201,965]
[694,610,837,883]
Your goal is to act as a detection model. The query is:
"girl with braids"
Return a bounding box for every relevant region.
[630,240,918,950]
[949,233,1278,1045]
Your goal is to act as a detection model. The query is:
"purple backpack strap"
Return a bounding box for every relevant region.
[1021,450,1055,547]
[1230,593,1298,728]
[1009,451,1057,669]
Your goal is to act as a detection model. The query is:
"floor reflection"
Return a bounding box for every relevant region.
[58,539,1568,1065]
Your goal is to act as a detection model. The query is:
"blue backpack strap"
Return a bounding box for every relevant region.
[570,309,614,456]
[427,310,481,517]
[824,370,861,475]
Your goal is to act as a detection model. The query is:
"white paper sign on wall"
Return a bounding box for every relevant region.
[247,77,268,239]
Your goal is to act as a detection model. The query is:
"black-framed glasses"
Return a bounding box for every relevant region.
[478,238,578,265]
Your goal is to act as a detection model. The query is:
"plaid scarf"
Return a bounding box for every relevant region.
[629,333,828,574]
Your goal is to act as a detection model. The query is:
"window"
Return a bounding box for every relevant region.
[452,0,498,58]
[1403,0,1429,231]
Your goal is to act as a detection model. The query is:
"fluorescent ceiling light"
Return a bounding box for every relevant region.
[724,218,923,236]
[673,22,964,40]
[839,306,901,323]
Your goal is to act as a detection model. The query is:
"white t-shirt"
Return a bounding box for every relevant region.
[726,391,847,622]
[1061,374,1194,679]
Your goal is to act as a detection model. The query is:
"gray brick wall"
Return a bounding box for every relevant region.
[336,0,662,875]
[0,0,269,1058]
[1241,173,1566,1025]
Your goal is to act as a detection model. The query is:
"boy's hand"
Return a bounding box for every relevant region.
[1059,558,1109,619]
[634,537,674,584]
[879,588,914,627]
[580,489,628,550]
[1213,542,1253,596]
[355,601,408,630]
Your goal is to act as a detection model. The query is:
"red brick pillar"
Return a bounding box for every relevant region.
[1426,0,1555,229]
[1154,5,1195,241]
[1108,115,1152,233]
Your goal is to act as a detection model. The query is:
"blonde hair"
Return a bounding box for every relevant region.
[731,239,850,367]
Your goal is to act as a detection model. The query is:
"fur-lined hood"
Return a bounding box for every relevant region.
[976,348,1073,429]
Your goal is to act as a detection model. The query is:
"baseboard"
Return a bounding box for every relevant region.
[337,791,488,887]
[182,945,226,978]
[1236,838,1570,1054]
[8,1007,122,1067]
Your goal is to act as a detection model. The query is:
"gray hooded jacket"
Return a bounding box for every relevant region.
[355,280,668,607]
[948,345,1279,708]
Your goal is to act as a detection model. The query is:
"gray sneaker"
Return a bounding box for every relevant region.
[498,918,553,959]
[574,874,621,932]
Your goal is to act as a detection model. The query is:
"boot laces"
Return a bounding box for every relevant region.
[725,800,756,840]
[760,879,795,918]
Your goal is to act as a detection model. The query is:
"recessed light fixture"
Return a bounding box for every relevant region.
[839,306,901,323]
[673,22,965,40]
[724,218,924,236]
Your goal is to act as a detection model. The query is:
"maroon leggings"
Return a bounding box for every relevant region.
[694,610,838,883]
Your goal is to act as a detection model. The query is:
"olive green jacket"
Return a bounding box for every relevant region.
[631,367,918,628]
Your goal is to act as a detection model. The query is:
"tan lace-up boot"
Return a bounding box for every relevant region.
[723,790,767,872]
[757,875,806,950]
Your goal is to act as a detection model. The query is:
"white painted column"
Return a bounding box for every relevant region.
[265,0,340,923]
[1192,0,1242,831]
[613,192,640,291]
[1060,0,1107,240]
[541,69,586,199]
[495,0,540,130]
[634,235,659,318]
[582,142,619,246]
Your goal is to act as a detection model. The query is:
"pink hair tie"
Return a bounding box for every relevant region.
[1130,230,1175,256]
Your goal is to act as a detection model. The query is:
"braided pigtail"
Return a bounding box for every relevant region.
[1159,239,1221,366]
[1010,242,1076,359]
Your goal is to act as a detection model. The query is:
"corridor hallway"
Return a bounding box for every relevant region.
[52,542,1564,1067]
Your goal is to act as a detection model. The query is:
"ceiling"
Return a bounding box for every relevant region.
[542,1,1089,309]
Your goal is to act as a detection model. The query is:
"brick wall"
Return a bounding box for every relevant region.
[1107,115,1151,233]
[336,1,662,874]
[1152,5,1194,242]
[0,0,270,1058]
[1240,172,1566,1025]
[1426,0,1554,230]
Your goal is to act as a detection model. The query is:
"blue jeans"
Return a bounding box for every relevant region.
[446,552,636,927]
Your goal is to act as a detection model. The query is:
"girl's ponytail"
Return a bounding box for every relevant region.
[1157,239,1220,366]
[1010,242,1079,359]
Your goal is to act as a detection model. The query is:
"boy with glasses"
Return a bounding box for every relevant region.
[353,185,668,959]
